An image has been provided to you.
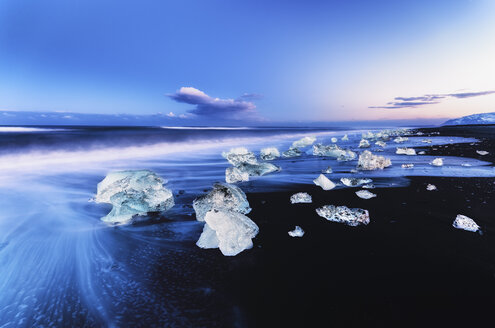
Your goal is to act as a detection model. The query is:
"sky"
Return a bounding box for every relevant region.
[0,0,494,125]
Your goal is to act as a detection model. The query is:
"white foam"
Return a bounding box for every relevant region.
[0,127,64,133]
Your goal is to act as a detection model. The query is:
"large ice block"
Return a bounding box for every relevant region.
[357,150,392,170]
[193,183,251,221]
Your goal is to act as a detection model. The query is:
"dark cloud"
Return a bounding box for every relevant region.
[370,90,495,109]
[168,87,258,119]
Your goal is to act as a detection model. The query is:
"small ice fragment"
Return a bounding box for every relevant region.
[282,147,303,158]
[316,205,370,226]
[453,214,480,233]
[421,139,432,143]
[290,192,312,204]
[355,190,376,199]
[225,166,250,183]
[418,151,426,155]
[362,131,374,139]
[340,177,373,187]
[331,137,338,143]
[431,158,443,166]
[292,136,316,148]
[393,136,408,143]
[375,140,386,147]
[461,163,472,167]
[322,166,333,174]
[358,139,370,148]
[362,184,375,189]
[341,134,349,141]
[198,209,259,256]
[313,174,336,190]
[357,150,392,170]
[193,183,251,221]
[426,184,437,191]
[260,147,280,160]
[476,150,489,156]
[288,226,305,237]
[396,147,416,155]
[401,164,414,169]
[222,147,257,166]
[95,170,175,225]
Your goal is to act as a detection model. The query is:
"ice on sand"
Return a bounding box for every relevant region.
[431,158,444,166]
[396,147,416,156]
[193,183,251,221]
[341,134,349,141]
[358,139,370,148]
[331,137,338,143]
[357,150,392,170]
[222,147,257,166]
[316,205,370,226]
[375,141,386,148]
[426,184,437,191]
[95,170,175,225]
[282,147,303,158]
[355,190,376,199]
[312,144,356,161]
[453,214,480,233]
[292,136,316,148]
[476,150,489,156]
[223,147,281,183]
[313,174,336,190]
[260,147,280,160]
[340,177,373,187]
[290,192,313,204]
[322,166,333,174]
[288,226,305,237]
[393,136,408,143]
[402,164,414,168]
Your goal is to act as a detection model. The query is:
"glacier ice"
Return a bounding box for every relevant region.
[358,139,371,148]
[431,158,444,166]
[418,151,426,155]
[362,183,375,189]
[313,174,336,190]
[95,170,175,225]
[331,137,338,143]
[223,147,281,183]
[453,214,480,233]
[312,144,356,161]
[396,147,416,155]
[316,205,370,226]
[225,166,250,183]
[393,136,408,143]
[290,192,312,204]
[282,147,303,158]
[476,150,489,156]
[222,147,257,166]
[355,190,376,199]
[197,209,259,256]
[402,164,414,168]
[341,134,349,141]
[340,177,373,187]
[292,136,316,148]
[375,140,386,148]
[426,184,437,191]
[193,183,251,221]
[260,147,280,160]
[322,166,333,174]
[422,139,432,143]
[357,150,392,170]
[288,226,305,237]
[362,131,374,139]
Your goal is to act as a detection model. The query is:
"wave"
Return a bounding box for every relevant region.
[0,127,66,133]
[161,126,251,130]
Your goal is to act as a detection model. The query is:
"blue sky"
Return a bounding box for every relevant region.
[0,0,494,124]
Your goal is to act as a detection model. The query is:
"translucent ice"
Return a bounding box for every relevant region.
[357,150,392,170]
[193,183,251,221]
[316,205,370,226]
[340,177,373,187]
[426,184,437,191]
[222,147,257,166]
[431,158,444,166]
[260,147,281,160]
[288,226,305,237]
[95,170,175,225]
[402,164,414,168]
[394,136,408,143]
[375,141,386,147]
[292,136,316,148]
[396,147,416,155]
[358,139,371,148]
[341,134,349,141]
[322,166,333,174]
[312,144,356,161]
[290,192,313,204]
[282,147,303,158]
[225,166,250,183]
[198,209,259,256]
[453,214,480,233]
[236,162,281,178]
[355,190,376,199]
[476,150,489,156]
[313,174,336,190]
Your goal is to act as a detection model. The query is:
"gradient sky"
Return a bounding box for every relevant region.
[0,0,494,123]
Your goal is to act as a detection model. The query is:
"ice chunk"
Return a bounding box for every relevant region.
[402,164,414,168]
[282,147,303,158]
[222,147,257,166]
[193,183,251,221]
[322,166,333,174]
[355,190,376,199]
[225,166,250,183]
[340,177,373,187]
[358,139,370,148]
[393,136,408,143]
[331,137,338,143]
[426,184,437,191]
[316,205,370,226]
[362,183,375,189]
[341,134,349,141]
[422,139,432,143]
[375,140,386,147]
[461,163,472,167]
[290,192,312,204]
[431,158,443,166]
[237,162,281,177]
[198,209,259,256]
[292,136,316,148]
[312,144,356,161]
[357,150,392,170]
[260,147,280,160]
[288,226,305,237]
[476,150,489,156]
[95,170,175,225]
[453,214,480,233]
[396,147,416,155]
[418,151,426,155]
[362,131,374,139]
[313,174,336,190]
